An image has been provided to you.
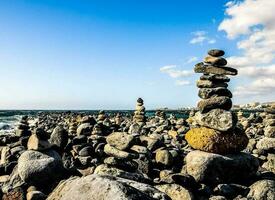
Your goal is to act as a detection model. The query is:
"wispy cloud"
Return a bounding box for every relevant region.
[186,56,198,64]
[160,65,193,86]
[175,80,190,86]
[219,0,275,99]
[190,31,216,45]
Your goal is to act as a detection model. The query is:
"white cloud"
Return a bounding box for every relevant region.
[190,31,216,45]
[175,80,190,86]
[160,65,193,78]
[160,65,193,86]
[186,56,198,64]
[219,0,275,99]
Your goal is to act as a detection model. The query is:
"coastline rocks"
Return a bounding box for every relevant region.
[104,144,138,160]
[18,150,64,186]
[197,96,232,113]
[185,127,248,154]
[193,109,237,131]
[47,174,169,200]
[185,150,259,184]
[247,180,275,200]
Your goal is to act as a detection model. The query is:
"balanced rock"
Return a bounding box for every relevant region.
[198,87,232,99]
[194,62,237,76]
[208,49,225,57]
[204,56,227,66]
[185,127,248,154]
[49,125,68,149]
[196,80,228,88]
[193,109,237,131]
[27,134,51,151]
[197,96,232,113]
[185,150,259,184]
[200,74,230,82]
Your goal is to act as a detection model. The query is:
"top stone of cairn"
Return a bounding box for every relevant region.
[208,49,225,57]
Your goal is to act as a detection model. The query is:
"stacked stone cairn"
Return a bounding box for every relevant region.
[133,98,146,124]
[256,104,275,173]
[184,49,259,186]
[15,116,31,137]
[97,110,106,123]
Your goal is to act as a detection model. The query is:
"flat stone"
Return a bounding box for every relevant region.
[197,96,232,113]
[198,87,232,99]
[204,56,227,66]
[196,80,228,88]
[106,132,134,150]
[185,150,259,184]
[104,157,138,172]
[193,109,237,131]
[208,49,225,57]
[194,62,237,76]
[94,164,150,183]
[185,127,248,154]
[200,74,230,82]
[104,144,138,160]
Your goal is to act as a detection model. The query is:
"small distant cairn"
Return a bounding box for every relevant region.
[68,120,78,136]
[155,110,166,121]
[15,116,31,137]
[184,49,259,184]
[115,113,122,125]
[133,98,146,124]
[97,110,106,123]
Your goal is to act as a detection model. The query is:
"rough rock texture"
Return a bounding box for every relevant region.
[155,184,194,200]
[256,137,275,151]
[185,127,248,154]
[194,62,237,76]
[198,87,232,99]
[18,150,64,186]
[247,180,275,200]
[208,49,225,57]
[197,96,232,113]
[106,132,134,150]
[47,174,169,200]
[193,109,236,131]
[185,150,259,184]
[49,126,68,149]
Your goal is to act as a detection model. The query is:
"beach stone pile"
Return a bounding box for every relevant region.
[15,116,31,137]
[185,49,259,186]
[256,105,275,173]
[133,98,146,124]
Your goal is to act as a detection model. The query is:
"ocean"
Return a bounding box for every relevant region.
[0,110,190,135]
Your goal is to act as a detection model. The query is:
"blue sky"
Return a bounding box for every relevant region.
[0,0,274,109]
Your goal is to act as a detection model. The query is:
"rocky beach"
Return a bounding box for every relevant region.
[0,50,274,200]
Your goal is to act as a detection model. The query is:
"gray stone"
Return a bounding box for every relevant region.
[256,137,275,151]
[198,87,232,99]
[104,144,138,160]
[197,96,232,113]
[193,109,237,131]
[185,150,259,184]
[76,123,93,136]
[18,150,64,186]
[49,126,68,149]
[196,80,228,88]
[106,132,134,150]
[208,49,225,57]
[194,62,237,76]
[47,174,169,200]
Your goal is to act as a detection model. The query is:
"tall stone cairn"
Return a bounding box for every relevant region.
[185,49,249,154]
[184,49,259,185]
[133,98,146,123]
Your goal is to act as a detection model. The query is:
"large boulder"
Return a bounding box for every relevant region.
[193,109,237,131]
[18,150,64,186]
[49,126,68,149]
[185,150,259,184]
[247,180,275,200]
[106,132,134,150]
[47,174,169,200]
[185,127,248,154]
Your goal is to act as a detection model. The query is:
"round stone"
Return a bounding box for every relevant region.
[208,49,225,57]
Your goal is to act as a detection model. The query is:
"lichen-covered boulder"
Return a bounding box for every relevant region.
[247,180,275,200]
[155,184,194,200]
[185,127,248,154]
